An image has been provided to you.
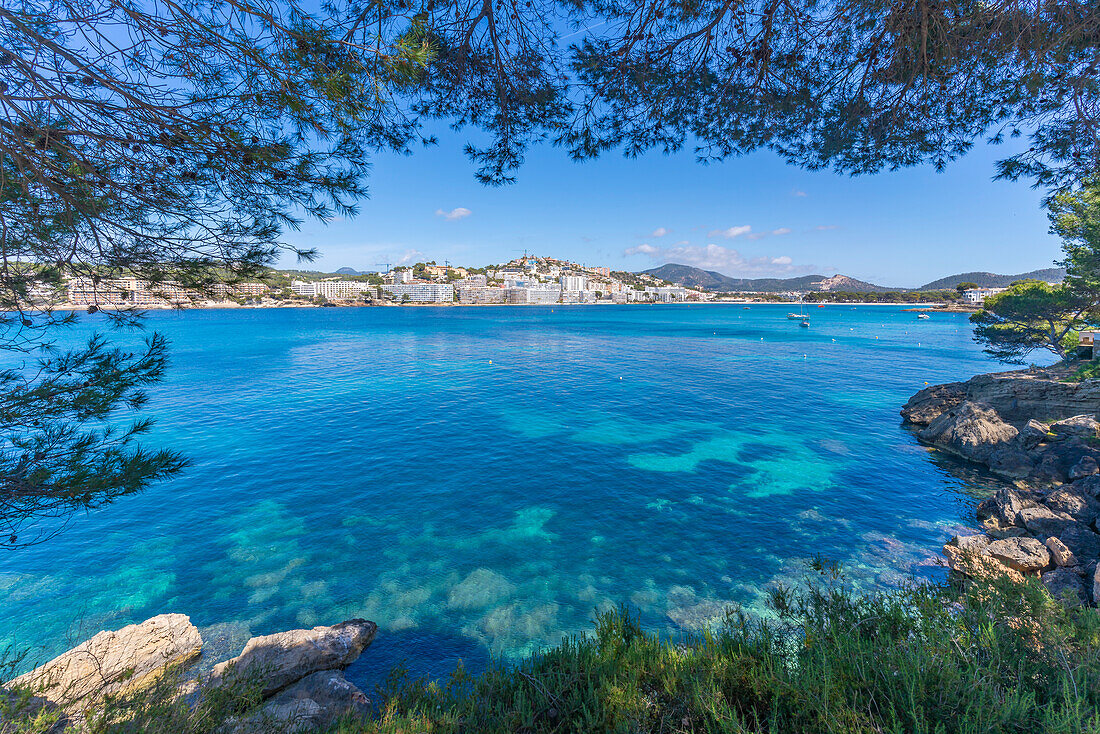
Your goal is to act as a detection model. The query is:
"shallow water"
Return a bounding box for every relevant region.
[0,305,1021,688]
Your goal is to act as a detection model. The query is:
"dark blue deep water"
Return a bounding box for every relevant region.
[1,305,1023,687]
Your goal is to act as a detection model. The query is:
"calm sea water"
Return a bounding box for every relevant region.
[1,305,1022,687]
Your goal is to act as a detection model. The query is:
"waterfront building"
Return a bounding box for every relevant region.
[962,287,1007,304]
[456,285,506,304]
[645,286,688,302]
[561,275,586,291]
[394,269,413,284]
[384,282,455,303]
[504,287,529,304]
[526,285,562,304]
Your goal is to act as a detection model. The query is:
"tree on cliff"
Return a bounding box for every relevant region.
[4,0,1099,545]
[970,280,1092,363]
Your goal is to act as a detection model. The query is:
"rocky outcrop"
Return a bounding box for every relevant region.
[900,382,966,425]
[210,619,376,697]
[913,369,1100,607]
[960,370,1100,423]
[2,617,378,733]
[917,402,1018,463]
[9,614,201,713]
[225,670,372,733]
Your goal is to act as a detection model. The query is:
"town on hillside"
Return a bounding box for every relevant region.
[45,256,1057,309]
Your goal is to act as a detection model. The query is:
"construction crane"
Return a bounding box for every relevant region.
[369,262,391,273]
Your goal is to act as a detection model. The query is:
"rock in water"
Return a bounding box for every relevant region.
[917,402,1018,463]
[10,614,201,711]
[986,537,1051,573]
[211,619,377,697]
[900,382,965,425]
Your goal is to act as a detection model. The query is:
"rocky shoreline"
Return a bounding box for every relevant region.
[901,367,1100,606]
[3,615,378,733]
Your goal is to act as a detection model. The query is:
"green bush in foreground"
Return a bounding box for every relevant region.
[6,566,1099,733]
[351,567,1100,734]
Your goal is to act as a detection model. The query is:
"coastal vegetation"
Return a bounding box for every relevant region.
[973,182,1100,364]
[4,566,1098,733]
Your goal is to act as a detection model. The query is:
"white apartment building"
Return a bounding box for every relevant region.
[962,287,1007,304]
[384,282,454,303]
[456,285,506,304]
[560,275,586,291]
[526,285,562,304]
[645,286,688,302]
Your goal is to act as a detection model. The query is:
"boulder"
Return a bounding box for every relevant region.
[1045,536,1078,567]
[918,402,1018,463]
[942,536,1023,583]
[986,537,1051,573]
[1019,419,1050,451]
[1072,474,1100,499]
[225,670,371,734]
[1070,455,1100,480]
[1050,415,1100,440]
[10,614,201,711]
[1044,488,1100,525]
[1033,452,1068,484]
[1041,568,1089,607]
[1059,525,1100,560]
[900,382,966,425]
[1018,506,1077,538]
[211,619,377,698]
[979,488,1035,527]
[988,447,1035,478]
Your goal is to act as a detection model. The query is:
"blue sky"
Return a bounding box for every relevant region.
[282,127,1062,288]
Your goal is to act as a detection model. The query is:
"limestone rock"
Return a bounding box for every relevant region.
[1042,568,1089,607]
[900,382,966,425]
[987,447,1035,478]
[1050,415,1100,441]
[1045,536,1078,567]
[1059,524,1100,560]
[11,614,201,711]
[1019,419,1050,451]
[986,537,1051,573]
[1018,506,1076,538]
[963,372,1100,424]
[942,537,1023,583]
[1070,455,1100,480]
[1072,474,1100,499]
[211,619,377,698]
[226,670,370,734]
[979,488,1034,527]
[1044,488,1100,525]
[918,402,1018,463]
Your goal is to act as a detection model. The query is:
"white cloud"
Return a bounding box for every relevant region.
[624,242,809,276]
[744,227,793,241]
[651,227,670,237]
[815,225,838,231]
[396,248,425,265]
[435,207,472,221]
[674,240,690,246]
[793,190,807,197]
[708,225,752,239]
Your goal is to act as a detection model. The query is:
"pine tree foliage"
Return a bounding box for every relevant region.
[2,0,1099,542]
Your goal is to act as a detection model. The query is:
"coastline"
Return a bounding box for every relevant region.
[44,299,966,311]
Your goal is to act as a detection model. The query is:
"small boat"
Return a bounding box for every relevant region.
[800,319,810,328]
[918,313,930,320]
[787,313,805,319]
[788,295,809,320]
[817,303,825,308]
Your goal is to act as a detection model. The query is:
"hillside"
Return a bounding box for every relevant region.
[918,268,1065,290]
[641,264,898,292]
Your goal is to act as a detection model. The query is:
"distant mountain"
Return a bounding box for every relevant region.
[641,264,899,293]
[918,268,1065,290]
[335,266,361,275]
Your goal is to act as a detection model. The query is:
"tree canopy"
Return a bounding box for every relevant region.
[2,0,1099,543]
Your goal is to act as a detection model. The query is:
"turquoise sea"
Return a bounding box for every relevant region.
[1,305,1023,687]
